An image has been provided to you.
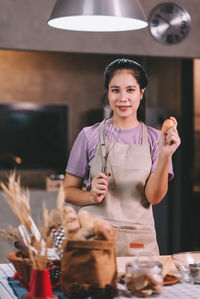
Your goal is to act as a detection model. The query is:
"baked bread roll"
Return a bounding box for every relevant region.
[93,217,116,241]
[61,207,116,241]
[71,227,95,240]
[72,210,95,240]
[78,210,94,229]
[62,206,80,236]
[161,119,175,134]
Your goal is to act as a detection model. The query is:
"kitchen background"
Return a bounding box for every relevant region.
[0,0,200,261]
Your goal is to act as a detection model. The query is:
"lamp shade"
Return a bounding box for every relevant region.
[48,0,148,32]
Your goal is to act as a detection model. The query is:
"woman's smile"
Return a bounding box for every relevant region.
[117,106,131,111]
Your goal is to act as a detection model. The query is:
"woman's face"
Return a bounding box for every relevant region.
[107,69,145,122]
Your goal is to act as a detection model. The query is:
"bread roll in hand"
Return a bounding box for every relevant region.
[161,118,175,134]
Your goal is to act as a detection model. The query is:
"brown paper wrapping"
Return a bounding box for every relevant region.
[61,239,118,295]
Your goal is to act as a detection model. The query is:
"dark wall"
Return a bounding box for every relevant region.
[168,59,194,253]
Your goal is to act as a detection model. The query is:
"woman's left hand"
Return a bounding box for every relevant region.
[159,116,181,157]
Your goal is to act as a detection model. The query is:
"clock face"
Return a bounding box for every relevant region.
[148,2,191,45]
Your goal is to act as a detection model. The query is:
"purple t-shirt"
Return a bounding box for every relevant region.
[66,122,174,185]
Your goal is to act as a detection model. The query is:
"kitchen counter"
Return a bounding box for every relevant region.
[1,258,200,299]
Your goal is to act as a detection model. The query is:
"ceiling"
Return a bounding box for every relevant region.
[0,0,200,58]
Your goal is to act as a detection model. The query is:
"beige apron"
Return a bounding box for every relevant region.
[81,119,159,257]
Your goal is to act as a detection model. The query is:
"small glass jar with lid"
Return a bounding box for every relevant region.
[125,258,163,297]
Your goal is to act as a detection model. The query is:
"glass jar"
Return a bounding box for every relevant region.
[125,258,163,297]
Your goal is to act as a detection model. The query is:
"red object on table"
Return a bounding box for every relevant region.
[22,268,59,299]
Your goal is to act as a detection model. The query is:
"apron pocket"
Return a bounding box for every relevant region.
[115,226,159,257]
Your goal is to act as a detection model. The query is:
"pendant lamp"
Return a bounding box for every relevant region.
[48,0,148,32]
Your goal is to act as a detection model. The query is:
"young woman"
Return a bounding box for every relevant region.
[64,58,181,256]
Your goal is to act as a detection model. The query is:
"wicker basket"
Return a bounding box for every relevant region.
[7,251,61,286]
[7,251,31,284]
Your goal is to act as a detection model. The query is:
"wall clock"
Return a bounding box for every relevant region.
[148,2,191,45]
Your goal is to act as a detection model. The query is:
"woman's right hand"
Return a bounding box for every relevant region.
[90,172,108,204]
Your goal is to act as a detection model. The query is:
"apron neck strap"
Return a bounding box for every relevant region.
[141,122,149,145]
[99,119,107,146]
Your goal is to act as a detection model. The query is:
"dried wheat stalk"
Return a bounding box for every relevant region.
[0,225,20,242]
[0,172,63,270]
[0,171,31,228]
[57,182,65,211]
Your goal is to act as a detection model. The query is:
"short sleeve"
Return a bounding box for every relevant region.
[66,129,89,178]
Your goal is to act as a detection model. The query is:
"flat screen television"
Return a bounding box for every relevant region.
[0,103,68,173]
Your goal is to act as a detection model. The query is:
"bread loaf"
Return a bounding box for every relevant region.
[61,206,116,242]
[78,210,94,229]
[70,210,95,240]
[93,217,116,241]
[62,206,80,236]
[71,227,95,240]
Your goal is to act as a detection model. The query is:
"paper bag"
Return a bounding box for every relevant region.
[61,239,118,296]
